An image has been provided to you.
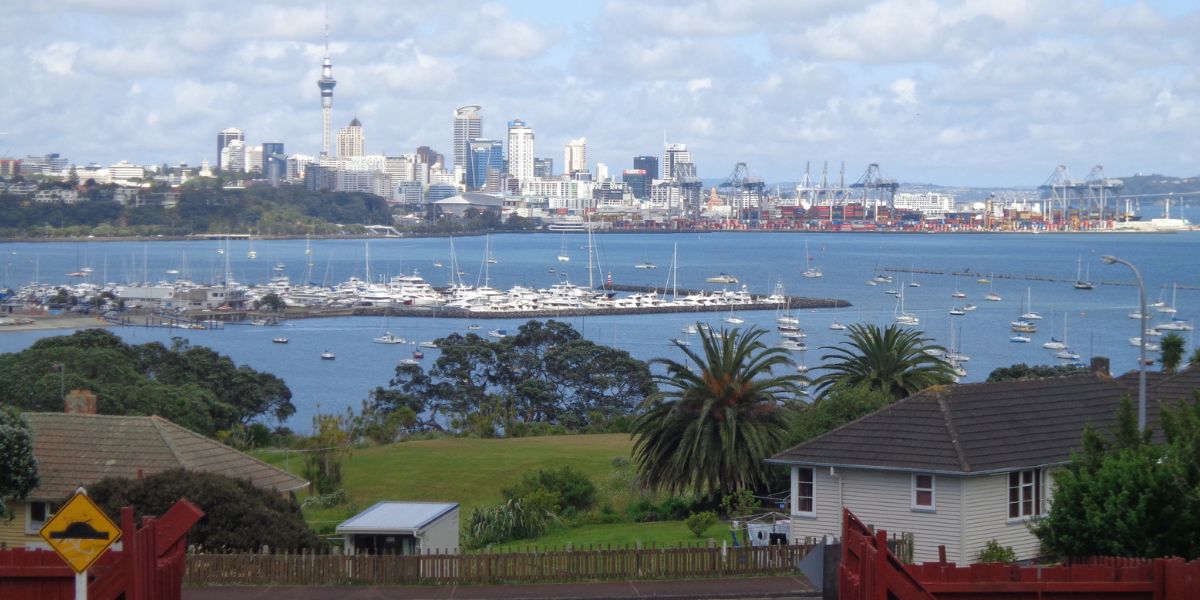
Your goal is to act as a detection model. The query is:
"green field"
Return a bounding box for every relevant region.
[488,520,733,552]
[258,434,664,540]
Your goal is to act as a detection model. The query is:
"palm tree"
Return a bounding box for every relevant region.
[1160,333,1186,374]
[811,323,956,400]
[631,325,803,498]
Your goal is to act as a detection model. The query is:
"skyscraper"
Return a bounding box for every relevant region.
[634,155,659,180]
[662,143,692,180]
[337,117,364,157]
[262,142,286,186]
[453,105,482,171]
[563,137,587,176]
[317,50,337,157]
[506,118,535,182]
[467,139,503,191]
[216,128,244,168]
[623,169,649,199]
[220,139,246,172]
[533,157,554,178]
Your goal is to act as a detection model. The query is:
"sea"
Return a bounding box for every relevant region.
[3,217,1198,433]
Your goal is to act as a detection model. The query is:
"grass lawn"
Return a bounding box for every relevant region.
[256,433,637,533]
[485,520,733,552]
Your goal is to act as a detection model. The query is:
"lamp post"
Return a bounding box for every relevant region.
[1100,255,1147,430]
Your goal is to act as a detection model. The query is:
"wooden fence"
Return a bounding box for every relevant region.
[184,543,814,586]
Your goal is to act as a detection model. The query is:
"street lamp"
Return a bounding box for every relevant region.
[1100,255,1147,430]
[51,362,65,403]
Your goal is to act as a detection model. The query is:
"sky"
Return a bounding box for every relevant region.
[2,0,1198,187]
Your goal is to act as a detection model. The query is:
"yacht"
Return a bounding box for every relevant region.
[949,307,965,316]
[634,261,657,269]
[320,350,336,360]
[373,332,406,345]
[488,329,509,338]
[706,273,739,284]
[829,320,847,331]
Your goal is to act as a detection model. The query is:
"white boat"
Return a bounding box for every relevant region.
[962,304,977,312]
[1155,319,1194,332]
[802,240,822,278]
[374,332,406,344]
[949,307,965,316]
[706,273,739,284]
[985,290,1002,302]
[1020,288,1042,320]
[1055,349,1081,361]
[778,340,807,352]
[1130,337,1162,352]
[488,329,509,338]
[1010,335,1031,343]
[272,337,289,344]
[165,268,180,275]
[908,266,920,288]
[467,324,481,330]
[419,340,438,348]
[1157,283,1179,314]
[830,320,847,330]
[320,350,335,360]
[671,337,691,346]
[1011,320,1037,333]
[634,261,657,269]
[952,290,967,299]
[724,314,745,325]
[556,234,571,262]
[1073,255,1093,290]
[893,293,919,326]
[1042,338,1067,350]
[399,358,421,366]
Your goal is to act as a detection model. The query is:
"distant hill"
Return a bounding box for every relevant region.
[1114,174,1200,201]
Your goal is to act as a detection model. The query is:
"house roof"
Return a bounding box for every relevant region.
[23,412,308,499]
[336,502,458,534]
[1145,365,1200,408]
[770,374,1137,475]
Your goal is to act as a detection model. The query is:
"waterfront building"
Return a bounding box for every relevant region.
[108,160,145,182]
[634,155,659,180]
[219,139,246,173]
[563,138,587,176]
[506,118,535,183]
[893,191,956,218]
[661,143,691,180]
[467,139,503,191]
[337,117,364,158]
[453,105,482,172]
[623,169,650,199]
[533,157,554,178]
[216,128,244,170]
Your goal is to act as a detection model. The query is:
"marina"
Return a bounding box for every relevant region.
[1,229,1198,431]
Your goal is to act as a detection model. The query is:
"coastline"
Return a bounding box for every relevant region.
[0,314,110,333]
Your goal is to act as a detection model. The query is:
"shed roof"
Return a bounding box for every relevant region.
[23,412,307,499]
[336,502,458,534]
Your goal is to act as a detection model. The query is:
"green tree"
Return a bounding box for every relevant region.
[786,383,894,447]
[631,326,802,498]
[0,406,39,519]
[1190,347,1200,367]
[987,363,1089,382]
[811,323,955,400]
[1033,396,1200,559]
[87,468,319,552]
[302,411,352,495]
[1160,333,1186,373]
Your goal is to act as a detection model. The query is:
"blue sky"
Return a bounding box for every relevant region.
[2,0,1198,187]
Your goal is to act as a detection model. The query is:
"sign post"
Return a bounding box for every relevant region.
[38,487,122,600]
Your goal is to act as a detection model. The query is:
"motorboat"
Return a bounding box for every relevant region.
[272,337,289,344]
[488,329,509,338]
[1010,320,1037,333]
[706,273,739,284]
[1010,335,1031,343]
[635,261,657,269]
[374,332,406,344]
[320,351,335,360]
[949,307,965,316]
[419,340,439,348]
[829,321,847,331]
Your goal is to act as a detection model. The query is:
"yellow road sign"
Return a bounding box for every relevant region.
[38,492,122,573]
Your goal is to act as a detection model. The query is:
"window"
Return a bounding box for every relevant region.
[25,501,55,534]
[912,474,935,510]
[795,467,815,516]
[1008,469,1043,519]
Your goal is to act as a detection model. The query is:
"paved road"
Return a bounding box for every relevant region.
[184,575,818,599]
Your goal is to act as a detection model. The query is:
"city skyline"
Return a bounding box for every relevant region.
[2,1,1199,186]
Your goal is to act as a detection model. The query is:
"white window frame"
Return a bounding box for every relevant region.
[792,466,816,518]
[24,501,55,535]
[911,473,936,512]
[1007,468,1043,521]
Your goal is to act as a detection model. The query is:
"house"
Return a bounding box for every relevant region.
[767,358,1178,563]
[0,393,307,549]
[336,501,459,555]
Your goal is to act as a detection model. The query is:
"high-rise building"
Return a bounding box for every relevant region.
[247,145,264,173]
[220,139,246,172]
[337,117,364,157]
[662,143,692,180]
[467,139,503,191]
[623,169,650,199]
[634,155,659,180]
[533,157,553,179]
[317,42,337,156]
[506,118,535,182]
[415,146,443,167]
[453,105,482,171]
[216,128,244,169]
[563,137,587,176]
[262,142,286,186]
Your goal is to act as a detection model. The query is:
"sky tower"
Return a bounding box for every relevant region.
[317,21,336,157]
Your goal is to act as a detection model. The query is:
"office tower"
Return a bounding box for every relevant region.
[623,169,649,199]
[262,142,286,186]
[453,105,482,171]
[220,139,246,172]
[247,145,263,173]
[216,128,244,168]
[596,163,609,182]
[662,143,692,180]
[634,155,659,180]
[337,117,364,157]
[563,137,586,176]
[533,157,553,178]
[416,146,443,167]
[467,139,503,191]
[506,118,535,182]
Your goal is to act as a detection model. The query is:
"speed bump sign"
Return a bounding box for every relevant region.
[38,491,122,573]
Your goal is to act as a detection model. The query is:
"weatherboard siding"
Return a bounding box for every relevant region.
[788,467,966,563]
[962,472,1050,561]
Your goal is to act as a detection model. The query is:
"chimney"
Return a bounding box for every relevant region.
[64,389,97,414]
[1090,356,1110,378]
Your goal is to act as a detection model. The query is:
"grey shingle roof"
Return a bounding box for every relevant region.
[23,413,307,499]
[771,374,1137,474]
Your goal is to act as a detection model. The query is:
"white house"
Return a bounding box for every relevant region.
[768,359,1187,563]
[336,501,459,555]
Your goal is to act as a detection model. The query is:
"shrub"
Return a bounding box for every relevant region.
[464,499,555,549]
[502,466,596,516]
[626,498,664,522]
[685,511,719,538]
[977,539,1017,564]
[720,489,757,518]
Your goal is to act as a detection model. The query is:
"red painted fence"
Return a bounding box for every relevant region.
[0,499,203,600]
[840,508,1200,600]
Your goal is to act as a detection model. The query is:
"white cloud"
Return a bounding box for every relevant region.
[686,78,712,93]
[889,78,917,106]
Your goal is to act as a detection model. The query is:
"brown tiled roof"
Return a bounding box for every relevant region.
[1148,365,1200,409]
[23,413,307,499]
[771,374,1136,474]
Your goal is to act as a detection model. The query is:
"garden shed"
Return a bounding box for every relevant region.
[336,501,459,555]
